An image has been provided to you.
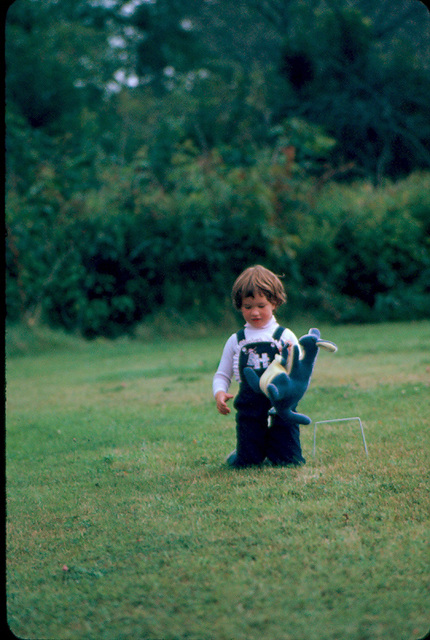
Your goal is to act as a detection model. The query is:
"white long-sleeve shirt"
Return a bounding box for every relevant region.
[212,316,299,396]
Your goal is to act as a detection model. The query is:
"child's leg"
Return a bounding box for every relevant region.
[230,387,271,467]
[232,415,268,467]
[266,414,306,466]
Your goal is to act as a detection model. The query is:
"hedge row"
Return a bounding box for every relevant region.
[6,161,430,337]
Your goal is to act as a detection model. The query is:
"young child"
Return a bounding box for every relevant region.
[213,265,306,468]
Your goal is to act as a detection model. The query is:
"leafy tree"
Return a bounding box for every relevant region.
[275,3,430,180]
[182,0,430,180]
[5,0,430,335]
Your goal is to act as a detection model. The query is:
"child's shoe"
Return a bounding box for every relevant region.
[226,450,238,466]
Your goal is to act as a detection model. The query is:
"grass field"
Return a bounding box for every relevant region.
[6,320,430,640]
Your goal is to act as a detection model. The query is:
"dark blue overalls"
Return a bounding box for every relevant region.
[230,326,305,467]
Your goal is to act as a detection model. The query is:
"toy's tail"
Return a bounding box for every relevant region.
[291,411,312,426]
[269,405,311,425]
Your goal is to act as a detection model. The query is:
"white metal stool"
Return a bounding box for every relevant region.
[312,417,369,457]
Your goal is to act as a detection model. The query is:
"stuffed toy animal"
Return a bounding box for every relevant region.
[243,328,337,425]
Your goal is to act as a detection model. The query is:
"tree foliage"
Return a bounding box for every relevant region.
[6,0,430,179]
[6,148,430,335]
[5,0,430,335]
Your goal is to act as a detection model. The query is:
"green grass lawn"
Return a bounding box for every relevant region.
[6,320,430,640]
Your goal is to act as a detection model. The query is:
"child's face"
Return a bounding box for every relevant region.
[241,292,276,329]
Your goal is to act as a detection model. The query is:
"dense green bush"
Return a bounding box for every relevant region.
[6,0,430,338]
[6,148,430,336]
[295,173,430,321]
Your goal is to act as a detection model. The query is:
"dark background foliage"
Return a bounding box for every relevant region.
[5,0,430,336]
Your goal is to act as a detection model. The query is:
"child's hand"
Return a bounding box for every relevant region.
[215,391,234,415]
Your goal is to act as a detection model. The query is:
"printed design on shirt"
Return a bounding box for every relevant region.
[238,340,282,381]
[244,346,273,370]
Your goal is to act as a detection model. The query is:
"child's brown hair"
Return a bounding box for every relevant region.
[232,265,287,310]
